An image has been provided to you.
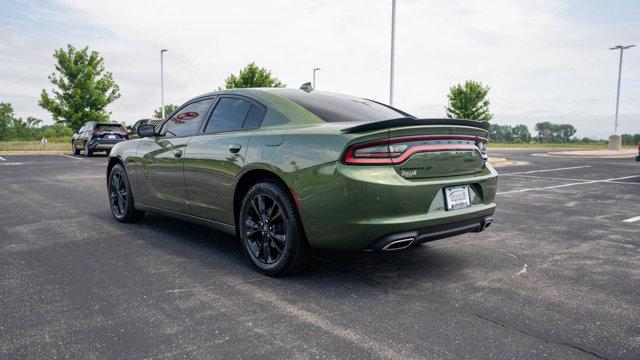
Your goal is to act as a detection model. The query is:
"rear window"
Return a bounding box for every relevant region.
[276,90,411,123]
[97,124,125,132]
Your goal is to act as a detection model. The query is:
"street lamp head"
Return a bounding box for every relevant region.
[610,45,634,50]
[161,49,168,53]
[314,67,321,71]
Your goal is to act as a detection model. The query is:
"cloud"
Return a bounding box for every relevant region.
[1,0,638,137]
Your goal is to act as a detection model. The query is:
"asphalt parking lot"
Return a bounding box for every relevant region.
[1,152,639,359]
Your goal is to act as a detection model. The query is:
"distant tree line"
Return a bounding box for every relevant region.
[489,121,639,145]
[0,102,73,142]
[533,122,577,143]
[488,124,532,143]
[622,133,640,146]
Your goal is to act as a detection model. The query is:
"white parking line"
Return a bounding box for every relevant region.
[60,154,84,160]
[506,174,640,185]
[622,216,640,223]
[501,165,590,176]
[497,175,640,195]
[507,174,589,182]
[0,156,5,161]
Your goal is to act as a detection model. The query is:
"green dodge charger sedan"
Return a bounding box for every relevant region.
[106,88,497,275]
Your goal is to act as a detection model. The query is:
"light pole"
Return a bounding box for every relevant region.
[313,67,321,90]
[160,49,168,119]
[609,44,634,135]
[389,0,396,106]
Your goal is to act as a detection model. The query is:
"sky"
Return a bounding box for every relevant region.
[0,0,638,138]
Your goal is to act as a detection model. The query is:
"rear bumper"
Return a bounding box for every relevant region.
[89,140,126,150]
[288,161,498,250]
[366,215,493,251]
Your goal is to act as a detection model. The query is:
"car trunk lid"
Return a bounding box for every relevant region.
[342,118,488,179]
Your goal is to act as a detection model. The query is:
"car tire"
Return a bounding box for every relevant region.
[108,163,144,223]
[84,143,93,157]
[239,180,311,276]
[71,142,80,155]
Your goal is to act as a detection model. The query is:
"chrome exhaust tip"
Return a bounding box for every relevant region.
[381,237,415,251]
[479,218,493,232]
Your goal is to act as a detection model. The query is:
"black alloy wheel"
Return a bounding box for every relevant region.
[72,142,79,155]
[109,171,128,218]
[107,163,144,223]
[244,193,287,264]
[239,181,311,275]
[84,142,92,157]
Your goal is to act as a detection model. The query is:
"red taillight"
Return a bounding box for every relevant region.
[343,136,487,165]
[90,130,98,136]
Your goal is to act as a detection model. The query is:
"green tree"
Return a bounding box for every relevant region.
[42,123,74,140]
[535,122,577,143]
[488,124,513,142]
[557,124,576,143]
[6,116,43,140]
[39,44,121,131]
[535,122,554,142]
[622,133,640,145]
[445,80,493,121]
[222,62,285,89]
[153,104,178,119]
[511,124,531,143]
[0,102,14,140]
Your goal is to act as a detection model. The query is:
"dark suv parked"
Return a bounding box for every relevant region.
[72,122,128,157]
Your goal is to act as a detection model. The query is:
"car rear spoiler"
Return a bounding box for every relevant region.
[341,118,490,133]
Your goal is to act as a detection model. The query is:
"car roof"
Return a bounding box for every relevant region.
[182,88,328,128]
[95,122,124,126]
[193,88,398,127]
[194,87,344,100]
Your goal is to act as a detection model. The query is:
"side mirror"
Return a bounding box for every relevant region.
[137,124,156,138]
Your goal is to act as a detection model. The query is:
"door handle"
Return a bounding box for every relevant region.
[228,143,242,153]
[173,149,183,158]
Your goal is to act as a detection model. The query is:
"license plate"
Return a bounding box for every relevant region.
[445,186,471,210]
[108,135,116,139]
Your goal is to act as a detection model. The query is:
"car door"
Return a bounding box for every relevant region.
[184,96,266,224]
[136,98,215,213]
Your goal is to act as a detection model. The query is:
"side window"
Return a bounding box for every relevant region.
[159,99,214,137]
[242,105,264,129]
[204,98,252,133]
